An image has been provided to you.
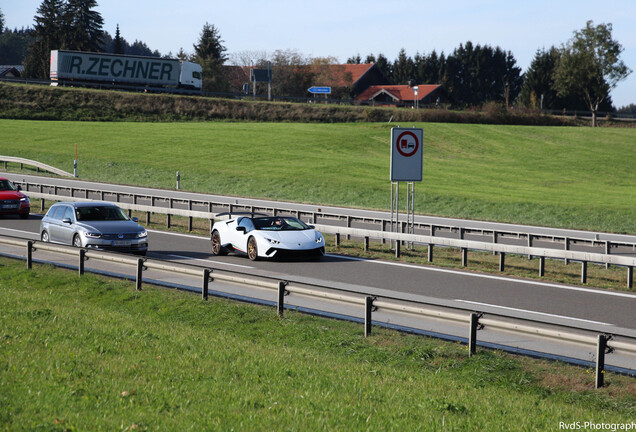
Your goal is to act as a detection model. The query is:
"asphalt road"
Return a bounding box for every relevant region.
[2,212,636,336]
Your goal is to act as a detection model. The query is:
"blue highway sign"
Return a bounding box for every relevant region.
[308,86,332,94]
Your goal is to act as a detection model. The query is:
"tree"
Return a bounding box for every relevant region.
[346,54,361,64]
[113,24,124,54]
[440,41,521,107]
[63,0,104,52]
[0,8,5,34]
[0,27,34,64]
[193,22,228,92]
[23,0,65,78]
[392,48,415,85]
[553,21,631,126]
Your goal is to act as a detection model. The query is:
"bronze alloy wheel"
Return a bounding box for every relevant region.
[247,236,259,261]
[211,230,226,256]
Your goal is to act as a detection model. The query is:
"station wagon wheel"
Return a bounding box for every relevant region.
[73,234,82,248]
[211,230,227,256]
[247,236,259,261]
[41,231,49,243]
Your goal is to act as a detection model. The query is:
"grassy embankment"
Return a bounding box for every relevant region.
[2,257,636,431]
[2,119,634,235]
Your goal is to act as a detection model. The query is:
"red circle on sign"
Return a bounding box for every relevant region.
[396,131,419,157]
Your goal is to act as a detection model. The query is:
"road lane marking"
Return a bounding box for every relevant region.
[326,254,636,300]
[0,228,39,238]
[147,229,208,240]
[454,300,613,326]
[162,253,254,269]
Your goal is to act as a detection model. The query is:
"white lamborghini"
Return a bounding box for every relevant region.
[211,213,325,261]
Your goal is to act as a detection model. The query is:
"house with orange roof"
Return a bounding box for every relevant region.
[355,84,450,107]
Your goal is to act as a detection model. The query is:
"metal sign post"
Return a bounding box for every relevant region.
[390,127,423,251]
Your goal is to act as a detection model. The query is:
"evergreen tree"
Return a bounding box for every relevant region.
[392,48,415,85]
[113,23,124,54]
[23,0,65,78]
[0,27,34,64]
[346,54,361,64]
[193,22,228,92]
[374,53,392,81]
[0,8,5,34]
[63,0,104,52]
[440,41,521,107]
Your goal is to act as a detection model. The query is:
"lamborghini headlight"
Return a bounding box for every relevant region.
[315,233,324,243]
[266,238,280,245]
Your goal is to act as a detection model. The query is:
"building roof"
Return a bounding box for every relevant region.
[356,84,441,102]
[0,65,24,77]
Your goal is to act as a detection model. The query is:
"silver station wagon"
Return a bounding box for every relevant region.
[40,202,148,255]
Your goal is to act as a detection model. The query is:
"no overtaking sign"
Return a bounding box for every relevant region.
[390,127,423,181]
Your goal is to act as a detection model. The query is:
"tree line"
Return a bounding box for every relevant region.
[0,3,631,123]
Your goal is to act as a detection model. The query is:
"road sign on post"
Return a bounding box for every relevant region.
[390,127,423,181]
[308,86,331,94]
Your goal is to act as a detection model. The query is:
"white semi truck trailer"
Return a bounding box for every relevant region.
[50,50,203,90]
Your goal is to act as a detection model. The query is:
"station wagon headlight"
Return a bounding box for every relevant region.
[137,230,147,239]
[266,238,280,245]
[84,232,102,238]
[20,196,30,203]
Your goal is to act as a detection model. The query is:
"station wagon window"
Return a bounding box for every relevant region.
[48,206,65,220]
[62,206,75,221]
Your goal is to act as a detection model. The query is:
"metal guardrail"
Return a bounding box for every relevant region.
[16,182,636,289]
[2,234,634,388]
[1,156,73,177]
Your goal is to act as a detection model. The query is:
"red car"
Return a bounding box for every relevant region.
[0,177,30,219]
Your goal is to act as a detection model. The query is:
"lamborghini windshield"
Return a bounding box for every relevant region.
[253,217,310,231]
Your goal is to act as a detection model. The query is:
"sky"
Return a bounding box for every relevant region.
[3,0,635,108]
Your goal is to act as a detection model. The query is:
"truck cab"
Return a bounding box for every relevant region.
[179,62,203,90]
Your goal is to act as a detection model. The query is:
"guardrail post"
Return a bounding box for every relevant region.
[605,241,611,269]
[581,261,588,284]
[627,267,633,289]
[461,248,468,267]
[364,296,374,337]
[40,198,45,211]
[493,231,498,255]
[78,249,85,276]
[564,238,570,265]
[26,241,33,270]
[539,256,545,277]
[469,313,482,357]
[188,201,193,232]
[527,234,533,259]
[395,240,401,258]
[202,269,211,300]
[596,334,612,388]
[426,244,433,262]
[363,237,369,252]
[334,233,340,248]
[277,281,288,317]
[499,252,505,272]
[136,259,144,291]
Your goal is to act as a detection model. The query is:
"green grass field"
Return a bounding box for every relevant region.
[2,258,635,431]
[2,119,634,234]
